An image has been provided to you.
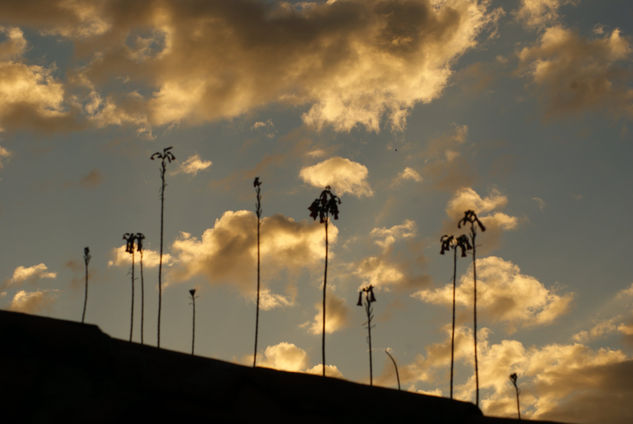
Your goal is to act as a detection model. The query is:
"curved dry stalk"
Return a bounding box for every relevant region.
[308,186,341,377]
[253,177,262,367]
[385,349,401,391]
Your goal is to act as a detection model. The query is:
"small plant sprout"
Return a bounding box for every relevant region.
[385,348,401,391]
[123,232,136,342]
[509,372,521,420]
[150,146,175,348]
[308,185,341,377]
[135,233,146,344]
[81,246,91,324]
[357,284,377,386]
[189,288,198,355]
[458,209,486,407]
[253,176,262,367]
[440,233,472,399]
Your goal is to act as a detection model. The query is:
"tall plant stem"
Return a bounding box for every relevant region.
[191,295,196,355]
[130,251,135,342]
[82,259,88,324]
[450,246,457,399]
[253,213,261,366]
[157,164,165,348]
[515,385,521,420]
[472,231,479,407]
[366,302,373,386]
[322,219,329,377]
[140,250,145,345]
[385,350,401,390]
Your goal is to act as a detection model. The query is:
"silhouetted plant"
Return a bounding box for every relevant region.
[385,349,401,391]
[123,232,136,342]
[135,233,146,344]
[458,209,486,407]
[253,177,262,367]
[189,288,197,355]
[357,285,376,385]
[81,246,91,324]
[308,185,341,377]
[509,373,521,420]
[150,146,175,348]
[440,233,472,399]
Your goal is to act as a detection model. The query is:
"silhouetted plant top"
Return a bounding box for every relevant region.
[458,210,486,233]
[357,284,377,305]
[440,234,472,257]
[509,372,518,387]
[135,233,145,252]
[123,233,135,253]
[308,186,341,223]
[254,177,262,218]
[83,247,91,265]
[150,146,176,165]
[189,288,197,297]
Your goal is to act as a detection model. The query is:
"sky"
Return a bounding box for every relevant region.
[1,0,633,422]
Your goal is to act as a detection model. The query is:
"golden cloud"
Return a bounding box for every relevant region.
[515,0,576,29]
[9,289,58,314]
[171,154,212,176]
[518,25,633,118]
[413,256,573,331]
[6,263,56,287]
[246,341,344,378]
[299,156,373,197]
[304,291,349,335]
[108,244,172,269]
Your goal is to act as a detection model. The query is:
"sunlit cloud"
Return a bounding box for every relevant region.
[392,167,423,186]
[515,0,577,29]
[304,291,349,335]
[370,219,416,250]
[171,154,212,176]
[413,256,573,331]
[9,289,58,313]
[107,245,172,269]
[300,156,373,197]
[6,263,56,287]
[0,145,11,168]
[0,26,27,59]
[518,25,633,119]
[305,364,343,378]
[245,341,344,377]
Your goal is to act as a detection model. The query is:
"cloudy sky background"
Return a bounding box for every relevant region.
[1,0,633,422]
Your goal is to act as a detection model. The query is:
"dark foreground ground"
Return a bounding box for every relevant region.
[1,310,566,423]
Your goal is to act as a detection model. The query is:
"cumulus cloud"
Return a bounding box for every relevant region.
[515,0,576,29]
[392,167,423,186]
[247,341,343,377]
[304,292,349,335]
[305,364,344,378]
[5,263,57,287]
[0,26,27,59]
[1,0,498,132]
[0,145,11,168]
[299,156,373,197]
[370,219,416,250]
[169,211,336,306]
[107,245,172,268]
[9,289,58,313]
[518,26,633,119]
[172,154,212,175]
[413,256,573,331]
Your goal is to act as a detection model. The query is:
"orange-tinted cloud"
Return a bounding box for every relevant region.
[515,0,577,29]
[304,291,349,335]
[300,157,373,197]
[9,289,58,313]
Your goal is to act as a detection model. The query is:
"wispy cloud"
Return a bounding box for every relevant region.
[172,154,212,176]
[5,263,56,287]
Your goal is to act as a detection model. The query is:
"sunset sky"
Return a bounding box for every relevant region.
[1,1,633,422]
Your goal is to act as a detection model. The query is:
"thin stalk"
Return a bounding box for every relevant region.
[515,385,521,420]
[472,230,479,407]
[385,350,401,390]
[82,255,88,324]
[322,219,328,377]
[191,295,196,355]
[366,301,373,386]
[140,250,145,345]
[157,164,165,348]
[253,182,262,367]
[450,246,457,399]
[130,250,135,342]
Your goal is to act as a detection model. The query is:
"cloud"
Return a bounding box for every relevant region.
[304,291,349,335]
[0,26,27,59]
[169,211,337,305]
[369,219,416,250]
[248,341,344,378]
[572,317,620,343]
[517,26,633,119]
[9,289,58,313]
[532,196,545,211]
[413,256,573,331]
[79,169,102,188]
[515,0,576,29]
[2,0,498,133]
[0,145,11,168]
[172,154,212,175]
[6,263,57,287]
[299,156,373,197]
[107,245,172,269]
[392,167,423,186]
